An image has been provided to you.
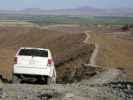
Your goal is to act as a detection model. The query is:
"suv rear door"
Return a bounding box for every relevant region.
[17,48,49,68]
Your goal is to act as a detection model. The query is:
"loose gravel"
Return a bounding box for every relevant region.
[0,68,132,100]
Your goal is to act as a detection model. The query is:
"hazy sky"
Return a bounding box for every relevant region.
[0,0,133,10]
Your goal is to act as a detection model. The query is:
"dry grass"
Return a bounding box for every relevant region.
[0,20,38,27]
[89,31,133,80]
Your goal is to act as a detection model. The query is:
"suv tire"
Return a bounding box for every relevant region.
[12,74,21,84]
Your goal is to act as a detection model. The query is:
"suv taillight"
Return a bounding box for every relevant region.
[47,59,52,66]
[14,57,17,64]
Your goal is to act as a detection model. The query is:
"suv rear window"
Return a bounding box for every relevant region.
[18,49,48,57]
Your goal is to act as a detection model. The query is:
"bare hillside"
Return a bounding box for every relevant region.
[88,30,133,80]
[0,26,94,82]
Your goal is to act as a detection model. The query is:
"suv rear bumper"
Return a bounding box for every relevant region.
[13,64,53,77]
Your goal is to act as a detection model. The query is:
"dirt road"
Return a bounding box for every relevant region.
[84,31,100,65]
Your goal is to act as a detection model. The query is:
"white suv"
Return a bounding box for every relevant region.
[12,47,56,84]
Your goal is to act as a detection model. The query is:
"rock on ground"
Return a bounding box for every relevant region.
[0,68,132,100]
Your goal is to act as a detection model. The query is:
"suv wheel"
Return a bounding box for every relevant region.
[12,74,21,84]
[47,76,56,85]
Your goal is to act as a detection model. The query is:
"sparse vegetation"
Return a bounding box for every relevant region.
[0,15,133,26]
[88,30,133,80]
[121,24,129,31]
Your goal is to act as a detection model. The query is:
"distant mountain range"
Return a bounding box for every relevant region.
[0,6,133,17]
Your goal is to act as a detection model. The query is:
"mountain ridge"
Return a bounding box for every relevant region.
[0,6,133,16]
